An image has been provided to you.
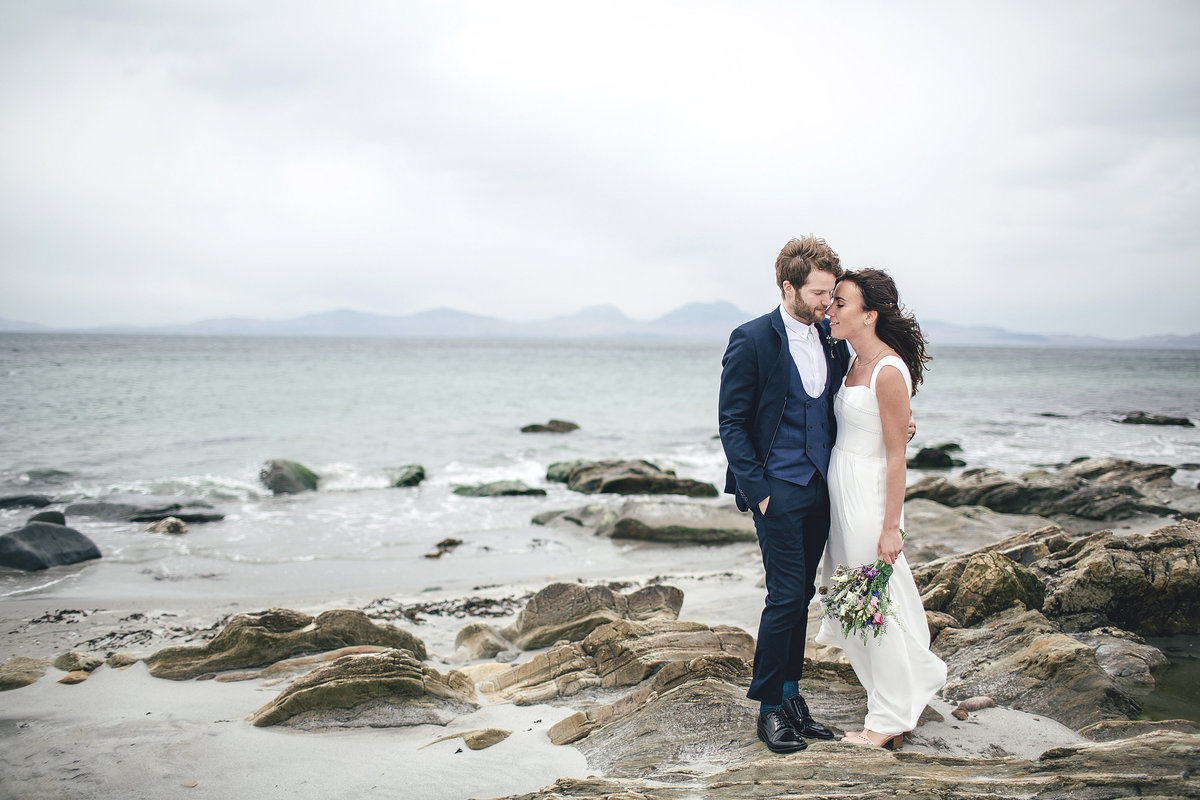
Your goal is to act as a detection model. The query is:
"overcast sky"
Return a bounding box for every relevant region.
[1,1,1197,337]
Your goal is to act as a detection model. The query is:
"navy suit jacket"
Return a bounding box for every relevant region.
[718,309,850,512]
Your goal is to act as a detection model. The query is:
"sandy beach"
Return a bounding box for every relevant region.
[0,558,1100,800]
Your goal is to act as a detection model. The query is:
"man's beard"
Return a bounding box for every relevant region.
[786,296,824,324]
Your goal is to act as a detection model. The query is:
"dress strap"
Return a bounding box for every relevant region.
[869,355,912,395]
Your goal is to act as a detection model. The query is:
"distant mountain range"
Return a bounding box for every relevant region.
[1,306,1198,348]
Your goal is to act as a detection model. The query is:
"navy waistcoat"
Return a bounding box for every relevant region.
[764,353,833,486]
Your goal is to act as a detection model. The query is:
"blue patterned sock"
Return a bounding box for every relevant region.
[782,681,799,700]
[759,702,782,716]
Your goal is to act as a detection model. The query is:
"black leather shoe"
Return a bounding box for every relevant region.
[782,695,834,740]
[757,709,808,753]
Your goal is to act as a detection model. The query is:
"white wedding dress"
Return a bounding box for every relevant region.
[815,355,947,735]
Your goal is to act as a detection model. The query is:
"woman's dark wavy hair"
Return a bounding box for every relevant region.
[839,268,930,395]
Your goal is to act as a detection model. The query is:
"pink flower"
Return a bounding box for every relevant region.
[873,613,883,625]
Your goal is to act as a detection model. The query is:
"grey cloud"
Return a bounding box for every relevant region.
[0,1,1197,336]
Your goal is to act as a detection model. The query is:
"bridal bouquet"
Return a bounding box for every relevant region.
[821,559,899,644]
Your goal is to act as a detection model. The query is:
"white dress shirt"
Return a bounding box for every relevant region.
[779,306,827,397]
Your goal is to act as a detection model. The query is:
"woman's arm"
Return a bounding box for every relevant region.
[875,365,911,564]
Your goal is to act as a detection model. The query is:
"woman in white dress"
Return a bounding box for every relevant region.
[815,269,947,749]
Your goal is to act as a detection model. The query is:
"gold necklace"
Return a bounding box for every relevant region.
[856,347,887,368]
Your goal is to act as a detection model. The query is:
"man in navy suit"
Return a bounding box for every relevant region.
[718,236,849,753]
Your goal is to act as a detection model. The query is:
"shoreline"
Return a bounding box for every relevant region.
[1,563,1100,800]
[3,474,1199,799]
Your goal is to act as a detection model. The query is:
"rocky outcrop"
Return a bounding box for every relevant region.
[561,460,718,498]
[213,645,393,683]
[908,522,1200,731]
[580,619,755,688]
[549,656,753,746]
[1069,628,1169,688]
[499,582,683,650]
[0,521,101,571]
[567,677,761,775]
[935,608,1142,730]
[596,500,756,544]
[479,619,754,707]
[1078,718,1200,742]
[66,493,224,523]
[144,608,424,680]
[905,457,1184,520]
[477,641,599,705]
[521,419,579,433]
[28,510,67,525]
[453,480,546,497]
[1038,522,1200,635]
[248,649,476,728]
[487,731,1200,799]
[1118,411,1194,427]
[259,459,319,494]
[391,464,426,487]
[0,656,52,691]
[918,550,1045,627]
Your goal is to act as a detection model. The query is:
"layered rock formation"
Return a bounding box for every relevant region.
[906,456,1197,521]
[145,608,425,680]
[248,648,475,729]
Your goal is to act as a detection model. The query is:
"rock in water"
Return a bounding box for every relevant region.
[907,446,966,468]
[259,459,319,494]
[66,494,224,523]
[144,608,425,680]
[28,510,66,525]
[0,494,52,510]
[248,649,476,728]
[1117,412,1194,427]
[391,464,426,487]
[521,419,580,433]
[546,460,590,483]
[564,460,718,498]
[453,480,546,497]
[146,516,188,534]
[0,521,101,571]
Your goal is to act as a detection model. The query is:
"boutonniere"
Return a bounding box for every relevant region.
[824,333,838,350]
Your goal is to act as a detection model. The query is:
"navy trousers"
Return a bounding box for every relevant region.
[746,473,830,704]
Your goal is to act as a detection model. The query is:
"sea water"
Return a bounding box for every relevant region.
[1,333,1198,602]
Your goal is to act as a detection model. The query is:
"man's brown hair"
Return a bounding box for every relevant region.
[774,236,844,295]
